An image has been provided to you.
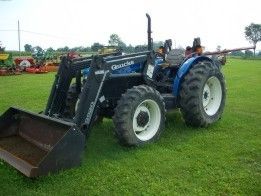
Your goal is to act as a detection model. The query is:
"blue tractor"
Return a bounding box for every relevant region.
[0,14,226,177]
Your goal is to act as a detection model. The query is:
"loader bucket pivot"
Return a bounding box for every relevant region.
[0,107,85,177]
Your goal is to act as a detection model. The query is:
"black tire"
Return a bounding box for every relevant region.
[113,85,166,146]
[64,83,104,123]
[179,61,226,127]
[64,83,79,119]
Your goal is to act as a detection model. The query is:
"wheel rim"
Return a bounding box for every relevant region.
[19,60,31,68]
[133,99,161,141]
[202,76,222,116]
[75,99,80,113]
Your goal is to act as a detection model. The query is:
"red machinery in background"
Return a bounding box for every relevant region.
[14,56,48,74]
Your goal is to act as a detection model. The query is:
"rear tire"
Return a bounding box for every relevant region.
[113,85,166,146]
[179,61,226,127]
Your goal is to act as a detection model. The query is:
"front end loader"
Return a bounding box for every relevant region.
[0,108,84,177]
[1,14,243,177]
[0,47,152,177]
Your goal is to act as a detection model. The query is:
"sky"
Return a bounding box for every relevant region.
[0,0,260,51]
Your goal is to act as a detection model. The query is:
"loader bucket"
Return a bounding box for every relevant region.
[0,107,85,177]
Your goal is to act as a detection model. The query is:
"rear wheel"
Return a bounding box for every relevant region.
[113,85,166,146]
[179,61,226,127]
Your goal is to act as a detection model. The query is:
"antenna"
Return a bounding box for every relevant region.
[18,20,21,56]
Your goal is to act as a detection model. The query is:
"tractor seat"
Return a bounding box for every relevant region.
[165,49,185,67]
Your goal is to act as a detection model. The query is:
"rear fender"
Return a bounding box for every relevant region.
[173,56,214,96]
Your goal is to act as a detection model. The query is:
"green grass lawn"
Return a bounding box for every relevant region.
[0,59,260,195]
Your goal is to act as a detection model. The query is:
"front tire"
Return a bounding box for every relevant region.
[64,83,104,124]
[64,83,79,119]
[179,61,226,127]
[113,85,166,146]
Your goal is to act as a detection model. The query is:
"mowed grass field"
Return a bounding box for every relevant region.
[0,59,260,195]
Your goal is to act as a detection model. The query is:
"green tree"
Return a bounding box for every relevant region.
[108,34,128,52]
[83,47,92,52]
[245,23,261,56]
[63,46,69,52]
[231,50,244,56]
[153,41,164,50]
[134,45,147,52]
[108,34,121,46]
[46,47,54,53]
[91,42,104,52]
[56,46,70,52]
[32,46,43,54]
[244,50,254,58]
[125,44,135,53]
[71,46,81,52]
[24,44,33,52]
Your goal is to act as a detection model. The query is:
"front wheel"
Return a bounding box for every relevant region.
[179,61,226,127]
[63,83,103,123]
[113,85,166,146]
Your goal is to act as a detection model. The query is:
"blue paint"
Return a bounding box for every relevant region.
[111,63,142,74]
[82,63,142,77]
[82,57,162,77]
[173,56,214,96]
[82,67,90,78]
[82,55,216,98]
[155,57,164,66]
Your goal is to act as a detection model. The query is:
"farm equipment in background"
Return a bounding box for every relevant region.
[67,51,81,59]
[0,13,253,178]
[26,51,81,73]
[42,50,60,72]
[19,50,60,74]
[25,66,48,74]
[203,46,256,66]
[98,46,123,56]
[184,37,256,67]
[24,49,48,74]
[0,52,21,76]
[12,49,48,74]
[14,57,34,70]
[14,55,58,73]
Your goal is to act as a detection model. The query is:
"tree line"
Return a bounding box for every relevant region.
[23,23,261,56]
[24,34,165,54]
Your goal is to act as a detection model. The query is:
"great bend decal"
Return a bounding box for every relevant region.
[111,60,134,70]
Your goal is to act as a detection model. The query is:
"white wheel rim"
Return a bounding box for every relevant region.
[75,99,80,112]
[19,60,31,68]
[202,76,222,116]
[133,99,161,141]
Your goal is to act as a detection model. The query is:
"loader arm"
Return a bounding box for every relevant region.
[74,56,110,134]
[74,53,150,134]
[44,51,151,117]
[0,52,152,177]
[0,13,158,178]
